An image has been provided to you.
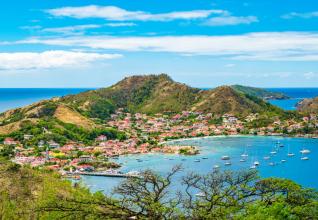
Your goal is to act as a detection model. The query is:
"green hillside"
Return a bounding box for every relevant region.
[231,85,289,100]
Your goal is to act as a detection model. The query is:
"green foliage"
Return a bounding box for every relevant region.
[87,99,115,120]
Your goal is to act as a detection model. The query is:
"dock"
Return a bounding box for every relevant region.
[66,171,140,178]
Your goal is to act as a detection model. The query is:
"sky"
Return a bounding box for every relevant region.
[0,0,318,88]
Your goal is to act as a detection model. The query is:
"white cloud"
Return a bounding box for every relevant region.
[203,16,258,26]
[282,11,318,19]
[18,32,318,61]
[105,22,136,27]
[42,24,102,35]
[47,5,227,21]
[0,51,122,70]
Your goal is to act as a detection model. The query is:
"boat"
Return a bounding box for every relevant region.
[270,151,277,155]
[254,161,260,166]
[250,165,257,169]
[221,156,230,160]
[194,159,200,162]
[287,152,295,157]
[202,157,208,159]
[213,165,220,169]
[224,161,231,166]
[281,159,286,163]
[239,158,246,162]
[301,157,309,160]
[241,146,248,157]
[195,192,205,197]
[263,156,270,160]
[300,149,311,154]
[136,159,143,162]
[269,162,275,166]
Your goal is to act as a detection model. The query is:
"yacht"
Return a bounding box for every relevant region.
[195,192,205,197]
[250,165,257,169]
[194,159,200,162]
[301,157,309,160]
[270,150,277,155]
[254,161,260,166]
[269,162,275,166]
[287,146,295,157]
[224,161,231,166]
[241,146,248,157]
[221,156,230,160]
[281,159,286,163]
[213,165,220,169]
[300,149,310,154]
[240,158,246,162]
[263,156,270,160]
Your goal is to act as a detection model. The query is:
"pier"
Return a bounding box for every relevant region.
[66,171,140,178]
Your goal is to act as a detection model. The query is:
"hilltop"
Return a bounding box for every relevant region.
[231,85,289,100]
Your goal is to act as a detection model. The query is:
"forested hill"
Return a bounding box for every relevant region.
[231,84,290,100]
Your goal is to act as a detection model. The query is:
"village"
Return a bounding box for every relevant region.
[2,108,318,176]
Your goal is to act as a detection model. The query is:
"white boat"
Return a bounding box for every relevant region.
[241,146,248,157]
[194,159,200,162]
[250,165,257,169]
[287,145,295,157]
[240,159,246,162]
[202,157,208,159]
[269,162,275,166]
[221,156,230,160]
[301,157,309,160]
[213,165,220,169]
[263,156,270,160]
[254,161,260,166]
[195,192,205,197]
[224,161,231,166]
[270,151,277,155]
[300,149,310,154]
[281,159,286,163]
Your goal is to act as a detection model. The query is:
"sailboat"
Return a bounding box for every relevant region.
[241,145,248,158]
[250,157,257,169]
[287,145,295,157]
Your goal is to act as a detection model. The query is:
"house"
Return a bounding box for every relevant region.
[79,155,92,163]
[96,135,107,142]
[48,141,60,149]
[3,138,18,145]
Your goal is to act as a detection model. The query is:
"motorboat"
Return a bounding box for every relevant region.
[213,165,220,169]
[300,149,310,154]
[281,159,286,163]
[224,161,231,166]
[221,156,230,160]
[301,157,309,160]
[263,156,270,160]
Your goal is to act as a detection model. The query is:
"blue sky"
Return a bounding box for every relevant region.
[0,0,318,88]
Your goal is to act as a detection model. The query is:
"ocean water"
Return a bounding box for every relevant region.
[0,88,93,113]
[267,88,318,110]
[81,136,318,193]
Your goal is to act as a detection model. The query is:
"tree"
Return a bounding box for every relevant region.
[114,165,183,219]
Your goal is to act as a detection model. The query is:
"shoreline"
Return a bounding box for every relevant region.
[160,134,317,146]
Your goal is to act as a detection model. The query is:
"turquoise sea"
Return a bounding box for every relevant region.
[81,136,318,193]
